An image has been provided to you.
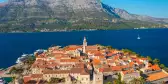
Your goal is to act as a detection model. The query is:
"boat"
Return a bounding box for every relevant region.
[137,34,141,40]
[134,28,139,29]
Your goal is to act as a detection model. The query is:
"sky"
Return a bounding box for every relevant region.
[0,0,5,3]
[0,0,168,18]
[102,0,168,18]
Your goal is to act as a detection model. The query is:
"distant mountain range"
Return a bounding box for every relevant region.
[0,0,167,32]
[102,3,168,24]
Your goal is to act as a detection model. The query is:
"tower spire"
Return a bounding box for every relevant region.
[83,36,87,53]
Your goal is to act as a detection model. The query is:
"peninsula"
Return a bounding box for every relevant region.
[1,37,168,84]
[0,0,168,32]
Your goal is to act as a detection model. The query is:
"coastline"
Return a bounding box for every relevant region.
[0,28,167,34]
[1,28,168,69]
[2,43,168,84]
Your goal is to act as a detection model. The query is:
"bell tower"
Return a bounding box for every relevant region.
[83,37,87,53]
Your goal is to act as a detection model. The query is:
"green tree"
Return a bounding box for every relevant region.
[23,56,36,65]
[118,73,122,81]
[121,49,138,55]
[160,64,165,69]
[9,67,23,74]
[106,81,112,84]
[153,58,160,64]
[49,77,60,83]
[147,56,152,61]
[106,46,113,49]
[12,76,16,84]
[114,73,125,84]
[49,77,65,83]
[129,78,145,84]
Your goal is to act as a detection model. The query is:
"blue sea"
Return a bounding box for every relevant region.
[1,29,168,68]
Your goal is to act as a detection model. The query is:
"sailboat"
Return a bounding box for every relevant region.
[137,34,141,40]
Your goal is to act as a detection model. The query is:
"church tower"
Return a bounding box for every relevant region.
[83,37,87,53]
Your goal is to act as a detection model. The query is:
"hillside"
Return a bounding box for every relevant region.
[0,0,167,32]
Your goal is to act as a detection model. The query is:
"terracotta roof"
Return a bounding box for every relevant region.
[55,56,62,59]
[137,61,144,65]
[129,62,134,67]
[65,45,82,51]
[122,69,135,75]
[140,58,148,60]
[80,69,89,75]
[102,64,110,68]
[43,70,70,74]
[147,70,168,81]
[107,59,113,63]
[111,66,122,71]
[99,56,105,59]
[24,76,31,83]
[94,52,103,56]
[92,58,101,65]
[74,63,85,68]
[31,74,43,78]
[148,63,152,67]
[103,68,112,72]
[150,64,161,71]
[86,46,99,51]
[120,65,130,69]
[43,68,88,75]
[107,52,115,56]
[60,59,79,62]
[52,50,65,54]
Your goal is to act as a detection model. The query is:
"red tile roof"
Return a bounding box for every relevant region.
[92,58,101,65]
[43,68,89,75]
[65,45,82,51]
[122,69,135,75]
[111,66,122,71]
[147,70,168,81]
[86,46,98,50]
[31,74,43,78]
[60,59,79,63]
[150,64,161,71]
[24,75,31,83]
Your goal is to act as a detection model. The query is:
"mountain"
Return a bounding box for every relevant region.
[1,0,118,20]
[0,0,167,32]
[102,3,168,24]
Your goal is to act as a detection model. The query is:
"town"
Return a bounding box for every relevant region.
[7,37,168,84]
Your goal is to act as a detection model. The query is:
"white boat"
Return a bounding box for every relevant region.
[137,34,141,40]
[134,28,139,29]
